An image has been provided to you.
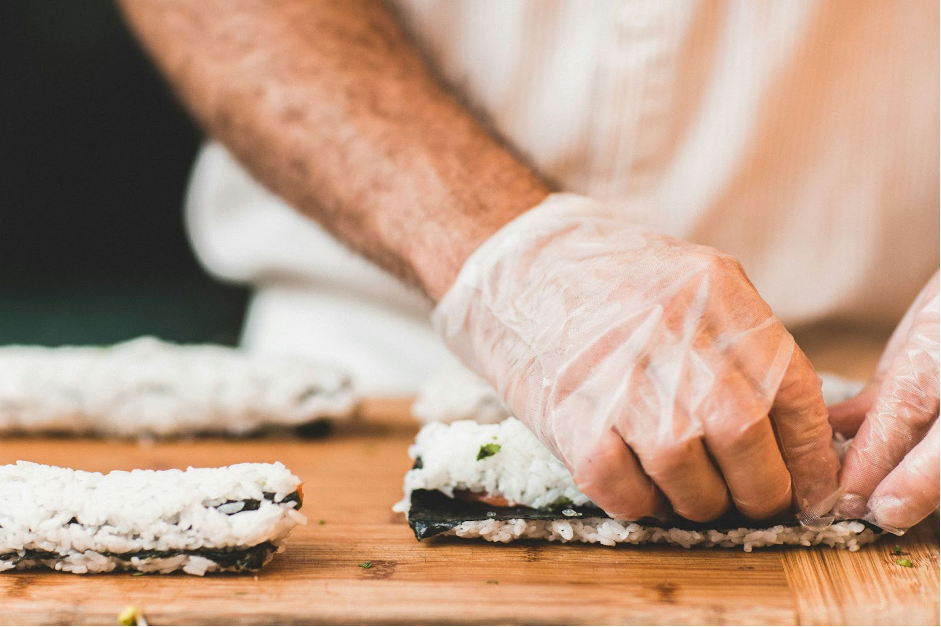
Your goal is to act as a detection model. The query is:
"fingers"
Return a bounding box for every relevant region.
[835,344,940,518]
[572,428,668,521]
[769,346,841,512]
[705,414,792,520]
[582,420,788,523]
[628,430,731,523]
[828,273,939,439]
[826,383,878,437]
[866,420,940,534]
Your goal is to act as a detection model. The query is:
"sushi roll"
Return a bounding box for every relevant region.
[0,461,306,575]
[394,418,883,552]
[0,337,356,437]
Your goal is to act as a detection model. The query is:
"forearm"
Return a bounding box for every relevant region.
[118,0,550,299]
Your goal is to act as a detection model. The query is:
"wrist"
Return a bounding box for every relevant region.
[410,182,553,301]
[430,193,609,372]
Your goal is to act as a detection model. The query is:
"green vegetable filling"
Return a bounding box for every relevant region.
[547,497,574,510]
[476,443,501,461]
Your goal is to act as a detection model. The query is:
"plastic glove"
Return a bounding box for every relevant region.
[826,271,939,534]
[433,193,840,523]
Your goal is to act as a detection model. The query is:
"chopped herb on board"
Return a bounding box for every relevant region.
[892,544,902,553]
[131,571,146,577]
[359,561,373,569]
[487,580,499,585]
[477,443,501,460]
[317,519,325,525]
[895,558,914,568]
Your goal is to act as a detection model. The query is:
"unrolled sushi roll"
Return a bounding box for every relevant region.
[394,418,882,552]
[0,461,306,575]
[0,337,356,437]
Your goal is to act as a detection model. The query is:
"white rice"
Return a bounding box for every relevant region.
[0,461,306,574]
[443,518,878,552]
[0,337,356,437]
[395,418,589,511]
[412,366,511,425]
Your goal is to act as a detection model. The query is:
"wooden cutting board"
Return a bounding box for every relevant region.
[0,330,938,625]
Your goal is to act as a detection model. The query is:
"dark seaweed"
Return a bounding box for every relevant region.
[293,419,333,439]
[405,489,882,541]
[408,489,610,540]
[0,542,278,572]
[216,490,303,514]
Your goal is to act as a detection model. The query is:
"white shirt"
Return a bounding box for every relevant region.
[186,0,939,395]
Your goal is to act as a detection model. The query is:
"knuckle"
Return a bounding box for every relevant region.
[733,482,792,520]
[776,411,834,459]
[635,439,697,480]
[894,390,940,428]
[851,442,900,476]
[708,415,767,453]
[702,248,745,277]
[778,368,823,409]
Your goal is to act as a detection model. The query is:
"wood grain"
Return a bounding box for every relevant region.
[782,515,940,626]
[0,341,937,625]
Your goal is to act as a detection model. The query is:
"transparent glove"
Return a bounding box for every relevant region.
[826,271,939,534]
[433,194,840,522]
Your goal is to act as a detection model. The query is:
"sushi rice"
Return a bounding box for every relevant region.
[0,461,306,575]
[0,337,356,437]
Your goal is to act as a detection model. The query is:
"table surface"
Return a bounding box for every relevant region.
[1,328,938,625]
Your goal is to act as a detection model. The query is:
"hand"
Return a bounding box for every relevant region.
[433,193,840,522]
[827,271,939,534]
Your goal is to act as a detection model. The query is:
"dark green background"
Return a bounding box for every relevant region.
[0,0,249,345]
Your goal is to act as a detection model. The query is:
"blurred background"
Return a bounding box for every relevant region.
[0,0,248,346]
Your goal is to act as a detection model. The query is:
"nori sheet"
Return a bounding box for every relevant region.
[406,489,879,541]
[0,541,278,572]
[236,490,303,512]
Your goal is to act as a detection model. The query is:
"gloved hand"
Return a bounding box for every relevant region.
[827,271,939,534]
[433,193,840,522]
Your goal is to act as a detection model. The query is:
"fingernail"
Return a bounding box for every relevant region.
[834,493,868,519]
[867,496,908,535]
